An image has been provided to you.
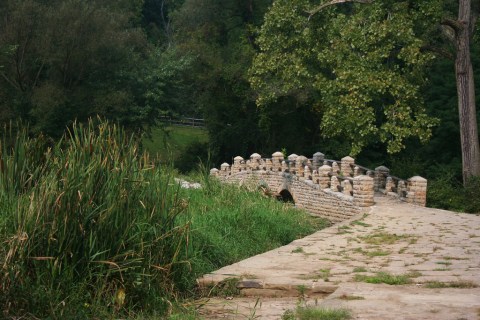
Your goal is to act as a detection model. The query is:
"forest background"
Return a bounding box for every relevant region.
[0,0,479,212]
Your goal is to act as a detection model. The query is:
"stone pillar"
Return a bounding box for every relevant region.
[343,180,353,196]
[353,166,361,177]
[341,156,354,177]
[312,169,319,184]
[220,163,231,177]
[210,168,219,177]
[272,151,284,171]
[330,176,340,192]
[331,162,340,176]
[304,165,312,180]
[296,155,308,176]
[374,166,390,191]
[407,176,427,207]
[287,154,298,172]
[385,176,395,193]
[318,165,331,189]
[366,170,375,178]
[312,152,325,169]
[233,156,244,172]
[282,160,288,172]
[353,175,374,207]
[397,180,407,198]
[265,158,273,171]
[250,153,261,170]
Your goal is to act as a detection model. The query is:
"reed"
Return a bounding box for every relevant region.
[1,119,188,318]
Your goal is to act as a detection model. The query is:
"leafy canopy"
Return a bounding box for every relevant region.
[250,0,444,155]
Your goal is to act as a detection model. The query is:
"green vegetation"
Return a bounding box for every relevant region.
[1,0,480,212]
[338,294,365,301]
[424,281,478,289]
[143,126,209,172]
[354,272,415,285]
[0,121,328,318]
[360,232,413,245]
[282,306,351,320]
[352,267,368,273]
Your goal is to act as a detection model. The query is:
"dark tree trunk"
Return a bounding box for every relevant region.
[455,0,480,184]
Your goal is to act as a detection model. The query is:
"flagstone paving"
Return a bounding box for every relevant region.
[197,197,480,319]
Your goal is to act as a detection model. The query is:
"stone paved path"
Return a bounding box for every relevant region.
[197,197,480,319]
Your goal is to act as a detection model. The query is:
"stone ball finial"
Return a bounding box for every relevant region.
[341,156,354,161]
[409,176,427,182]
[313,152,325,158]
[297,155,307,162]
[250,153,261,159]
[272,151,284,158]
[288,154,298,161]
[220,162,230,169]
[234,156,244,161]
[375,165,389,172]
[210,168,219,174]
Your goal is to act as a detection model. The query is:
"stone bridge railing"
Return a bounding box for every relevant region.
[210,152,427,212]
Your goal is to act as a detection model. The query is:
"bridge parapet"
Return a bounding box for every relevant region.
[211,151,427,220]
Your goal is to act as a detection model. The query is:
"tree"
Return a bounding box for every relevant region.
[170,0,273,161]
[0,0,177,135]
[251,0,480,184]
[440,0,480,183]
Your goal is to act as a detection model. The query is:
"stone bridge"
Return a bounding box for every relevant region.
[210,152,427,222]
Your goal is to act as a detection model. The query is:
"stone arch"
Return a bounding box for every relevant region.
[277,189,295,204]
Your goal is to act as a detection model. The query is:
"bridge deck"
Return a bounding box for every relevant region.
[197,196,480,319]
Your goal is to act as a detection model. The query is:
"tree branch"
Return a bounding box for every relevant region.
[440,24,456,44]
[421,44,454,60]
[441,18,463,33]
[0,71,21,91]
[307,0,373,19]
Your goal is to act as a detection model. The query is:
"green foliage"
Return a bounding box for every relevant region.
[0,0,194,136]
[175,182,330,291]
[251,0,444,155]
[0,119,189,318]
[142,125,209,172]
[427,174,480,213]
[0,120,327,317]
[282,306,351,320]
[354,272,412,285]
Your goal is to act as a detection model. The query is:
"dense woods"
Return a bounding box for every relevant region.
[0,0,479,199]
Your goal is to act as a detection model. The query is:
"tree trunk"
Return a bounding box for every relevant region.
[455,0,480,184]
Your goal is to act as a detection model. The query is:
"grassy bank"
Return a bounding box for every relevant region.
[0,120,327,319]
[142,126,209,172]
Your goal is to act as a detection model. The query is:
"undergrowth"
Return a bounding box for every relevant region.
[0,120,327,318]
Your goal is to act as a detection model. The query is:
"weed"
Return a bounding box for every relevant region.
[424,281,478,288]
[350,220,371,227]
[338,294,365,300]
[354,272,412,285]
[207,278,241,297]
[288,306,352,320]
[352,267,367,273]
[298,269,330,281]
[405,271,422,278]
[297,285,308,299]
[443,256,469,260]
[360,232,412,245]
[366,250,391,257]
[292,247,305,254]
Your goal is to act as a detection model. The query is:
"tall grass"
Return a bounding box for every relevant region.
[0,120,329,318]
[174,166,330,292]
[0,119,188,318]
